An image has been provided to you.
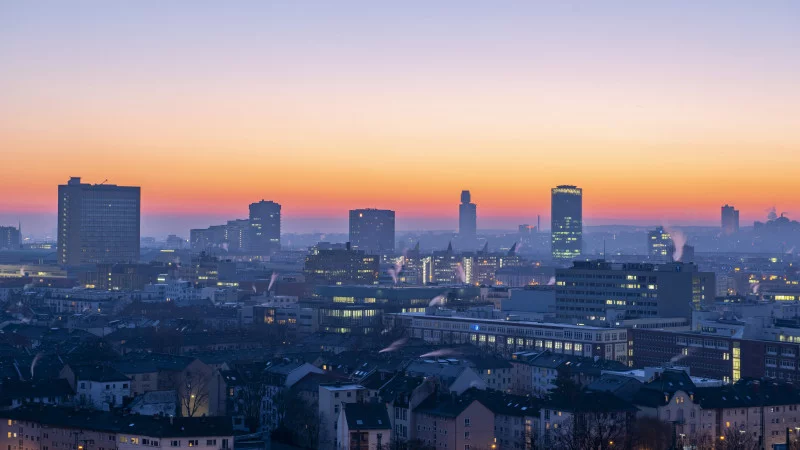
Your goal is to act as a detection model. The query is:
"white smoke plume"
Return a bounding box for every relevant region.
[19,267,25,276]
[30,352,42,379]
[268,272,279,292]
[388,256,406,285]
[665,226,687,262]
[420,348,461,358]
[429,294,446,307]
[787,247,796,255]
[454,263,466,284]
[547,276,556,286]
[221,242,229,251]
[751,282,761,294]
[378,338,408,353]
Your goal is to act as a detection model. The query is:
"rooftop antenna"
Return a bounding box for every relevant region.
[98,179,108,185]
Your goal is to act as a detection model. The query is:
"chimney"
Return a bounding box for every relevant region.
[170,415,174,425]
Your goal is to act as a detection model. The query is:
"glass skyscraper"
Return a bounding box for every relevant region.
[551,185,582,260]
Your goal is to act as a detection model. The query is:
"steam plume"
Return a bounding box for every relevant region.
[419,348,461,358]
[378,338,408,353]
[665,226,687,262]
[30,353,42,379]
[429,295,446,307]
[454,263,466,284]
[268,272,278,291]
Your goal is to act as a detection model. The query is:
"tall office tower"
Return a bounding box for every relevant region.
[0,225,21,250]
[721,204,740,235]
[249,200,281,254]
[551,185,583,260]
[648,226,674,261]
[458,190,477,237]
[57,177,140,266]
[349,208,395,254]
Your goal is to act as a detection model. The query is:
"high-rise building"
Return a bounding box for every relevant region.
[0,225,21,250]
[647,226,673,261]
[57,177,140,266]
[249,200,281,254]
[349,208,395,254]
[551,185,582,260]
[721,204,740,235]
[458,190,477,237]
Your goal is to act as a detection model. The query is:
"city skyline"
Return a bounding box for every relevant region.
[2,1,799,237]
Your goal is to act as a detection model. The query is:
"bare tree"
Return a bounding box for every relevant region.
[549,411,629,450]
[234,382,268,433]
[178,368,211,417]
[717,427,759,450]
[274,388,320,448]
[630,417,672,450]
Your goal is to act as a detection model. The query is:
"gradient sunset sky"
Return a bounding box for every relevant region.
[1,1,799,236]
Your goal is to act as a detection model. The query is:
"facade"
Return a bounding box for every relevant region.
[0,225,21,250]
[336,403,392,450]
[550,185,582,260]
[629,327,800,383]
[413,396,496,450]
[303,245,380,286]
[249,200,281,254]
[721,204,740,235]
[318,384,369,450]
[0,406,233,450]
[647,226,673,261]
[349,209,395,254]
[397,312,629,363]
[59,364,131,411]
[57,177,141,266]
[458,190,477,237]
[554,260,715,322]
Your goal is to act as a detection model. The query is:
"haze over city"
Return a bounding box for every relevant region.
[6,3,800,450]
[2,1,800,237]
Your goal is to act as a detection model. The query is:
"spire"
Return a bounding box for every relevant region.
[446,241,453,253]
[414,241,420,252]
[481,242,489,254]
[507,242,517,256]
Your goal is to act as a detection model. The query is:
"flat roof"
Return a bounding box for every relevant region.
[392,312,615,330]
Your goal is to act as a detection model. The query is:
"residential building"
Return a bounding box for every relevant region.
[647,226,673,262]
[59,364,131,411]
[336,402,392,450]
[318,384,369,450]
[0,406,233,450]
[413,392,496,450]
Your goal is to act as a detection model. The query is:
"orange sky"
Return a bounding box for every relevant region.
[1,1,799,233]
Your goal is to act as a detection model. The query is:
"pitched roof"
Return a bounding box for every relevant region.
[343,403,391,430]
[0,379,74,400]
[1,405,233,437]
[69,364,130,382]
[414,392,483,418]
